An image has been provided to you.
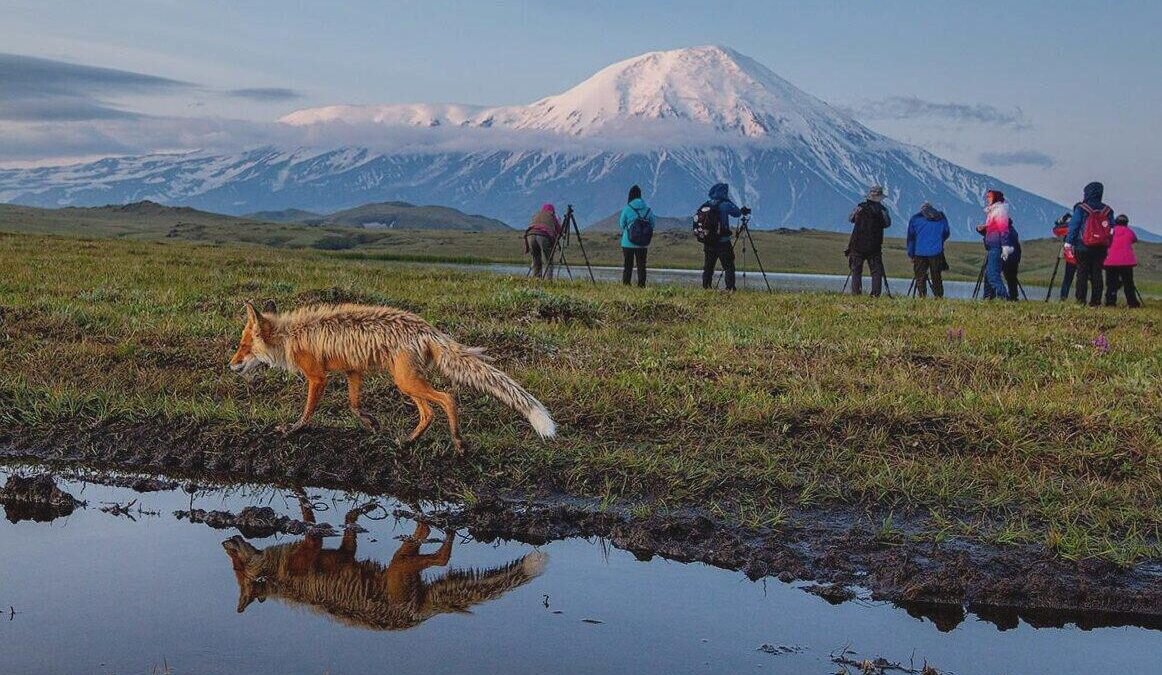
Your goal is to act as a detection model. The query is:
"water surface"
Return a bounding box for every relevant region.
[0,469,1154,674]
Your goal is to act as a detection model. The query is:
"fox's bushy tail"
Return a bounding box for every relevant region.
[425,336,556,438]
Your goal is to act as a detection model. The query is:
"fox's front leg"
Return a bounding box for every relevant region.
[278,352,327,435]
[346,372,380,432]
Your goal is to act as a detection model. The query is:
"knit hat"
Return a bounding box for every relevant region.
[541,203,555,213]
[1115,214,1129,225]
[867,185,886,201]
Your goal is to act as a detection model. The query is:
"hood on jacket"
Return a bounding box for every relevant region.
[1084,182,1104,206]
[708,183,729,201]
[627,197,648,211]
[919,202,945,221]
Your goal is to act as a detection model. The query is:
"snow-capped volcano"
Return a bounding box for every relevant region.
[0,46,1065,237]
[281,46,864,142]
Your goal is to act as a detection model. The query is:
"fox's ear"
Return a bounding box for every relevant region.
[262,299,277,314]
[244,301,273,337]
[237,579,267,613]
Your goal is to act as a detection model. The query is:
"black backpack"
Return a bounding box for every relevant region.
[627,206,654,246]
[693,201,722,243]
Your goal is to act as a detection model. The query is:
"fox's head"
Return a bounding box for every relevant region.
[229,300,277,375]
[222,535,268,613]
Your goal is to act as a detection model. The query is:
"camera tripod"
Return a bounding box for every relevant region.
[972,258,1028,300]
[713,214,773,292]
[534,205,596,285]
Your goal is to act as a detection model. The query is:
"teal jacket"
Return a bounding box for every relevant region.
[618,198,656,249]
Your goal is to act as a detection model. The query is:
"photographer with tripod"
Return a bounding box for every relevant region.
[845,185,891,297]
[524,203,564,279]
[696,183,745,291]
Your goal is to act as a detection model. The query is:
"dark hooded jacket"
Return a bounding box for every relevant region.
[1003,223,1022,265]
[847,200,891,256]
[906,204,950,257]
[707,183,742,244]
[1067,182,1113,253]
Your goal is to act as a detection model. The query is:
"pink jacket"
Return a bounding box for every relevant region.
[1104,225,1138,267]
[978,202,1011,247]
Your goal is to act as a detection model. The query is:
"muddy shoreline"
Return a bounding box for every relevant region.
[2,424,1159,628]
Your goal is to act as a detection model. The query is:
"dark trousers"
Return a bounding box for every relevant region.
[849,252,884,296]
[702,241,736,290]
[1104,266,1140,307]
[1003,260,1020,301]
[1060,262,1076,300]
[621,247,647,287]
[1074,247,1107,306]
[911,255,944,298]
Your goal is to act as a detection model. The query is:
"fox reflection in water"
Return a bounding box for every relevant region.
[221,495,548,630]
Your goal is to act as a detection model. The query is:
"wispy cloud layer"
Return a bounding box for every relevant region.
[0,52,189,122]
[848,96,1029,129]
[979,150,1055,169]
[227,87,303,101]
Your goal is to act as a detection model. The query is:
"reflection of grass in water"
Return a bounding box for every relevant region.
[0,232,1159,564]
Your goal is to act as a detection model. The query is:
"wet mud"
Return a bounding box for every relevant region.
[2,428,1159,628]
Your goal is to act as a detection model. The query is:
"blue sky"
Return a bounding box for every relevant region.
[2,0,1159,229]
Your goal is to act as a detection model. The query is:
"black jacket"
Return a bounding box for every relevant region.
[847,200,891,256]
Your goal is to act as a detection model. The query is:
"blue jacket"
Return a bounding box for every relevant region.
[708,183,742,243]
[906,207,950,258]
[1067,182,1113,253]
[618,198,656,249]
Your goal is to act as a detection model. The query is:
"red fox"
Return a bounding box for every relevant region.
[228,301,556,450]
[222,494,548,629]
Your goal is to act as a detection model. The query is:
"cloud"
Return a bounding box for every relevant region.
[978,150,1055,169]
[849,96,1029,129]
[0,52,190,122]
[226,87,303,102]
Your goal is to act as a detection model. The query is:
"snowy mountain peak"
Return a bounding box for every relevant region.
[280,46,864,142]
[510,45,850,138]
[1,46,1066,240]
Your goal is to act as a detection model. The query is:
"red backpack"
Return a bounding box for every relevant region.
[1079,203,1113,247]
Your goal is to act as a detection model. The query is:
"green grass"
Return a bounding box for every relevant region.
[0,232,1158,564]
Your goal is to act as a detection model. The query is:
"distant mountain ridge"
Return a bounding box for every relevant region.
[585,210,689,233]
[0,46,1070,240]
[244,208,322,223]
[319,201,511,231]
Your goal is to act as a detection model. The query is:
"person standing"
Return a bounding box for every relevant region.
[619,184,655,287]
[1103,214,1141,307]
[976,189,1011,301]
[846,185,891,296]
[700,183,744,291]
[525,203,562,279]
[906,202,950,298]
[1065,182,1115,306]
[1002,221,1023,301]
[1055,213,1077,300]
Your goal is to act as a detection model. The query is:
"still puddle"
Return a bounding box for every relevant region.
[438,262,1046,300]
[0,467,1156,675]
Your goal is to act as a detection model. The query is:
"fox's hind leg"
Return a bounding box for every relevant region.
[345,372,380,432]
